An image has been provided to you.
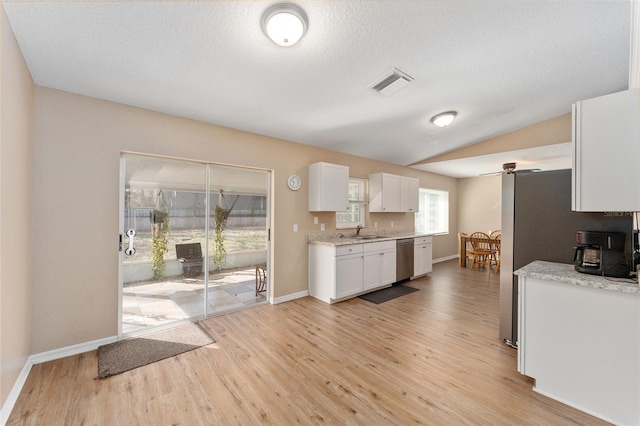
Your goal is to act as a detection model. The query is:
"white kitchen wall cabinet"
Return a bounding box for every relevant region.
[572,88,640,212]
[369,173,401,212]
[401,177,419,212]
[369,173,419,212]
[363,240,397,290]
[308,162,349,212]
[413,236,433,278]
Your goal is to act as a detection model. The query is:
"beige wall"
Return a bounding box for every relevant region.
[458,175,501,235]
[0,6,34,408]
[31,87,459,353]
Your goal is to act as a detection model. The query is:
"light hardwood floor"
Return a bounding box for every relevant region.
[8,260,608,425]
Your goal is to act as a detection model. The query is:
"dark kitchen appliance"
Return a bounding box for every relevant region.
[499,169,632,348]
[574,230,630,278]
[396,238,414,282]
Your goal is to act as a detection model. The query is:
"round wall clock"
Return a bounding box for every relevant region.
[287,175,301,191]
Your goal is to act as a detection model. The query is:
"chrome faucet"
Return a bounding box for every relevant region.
[356,224,363,236]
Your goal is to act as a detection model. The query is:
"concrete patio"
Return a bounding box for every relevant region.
[122,267,266,334]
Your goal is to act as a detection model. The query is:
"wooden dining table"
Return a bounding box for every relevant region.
[458,233,499,267]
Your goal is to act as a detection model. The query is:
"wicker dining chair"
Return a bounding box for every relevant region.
[491,234,501,271]
[468,232,493,269]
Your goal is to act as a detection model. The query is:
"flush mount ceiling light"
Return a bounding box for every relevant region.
[431,111,457,128]
[261,3,308,47]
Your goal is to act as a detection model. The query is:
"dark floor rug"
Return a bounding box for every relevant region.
[358,284,420,304]
[97,322,215,379]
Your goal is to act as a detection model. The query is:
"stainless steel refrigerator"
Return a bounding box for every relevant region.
[499,169,633,347]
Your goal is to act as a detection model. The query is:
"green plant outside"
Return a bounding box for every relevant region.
[150,209,170,280]
[213,205,228,271]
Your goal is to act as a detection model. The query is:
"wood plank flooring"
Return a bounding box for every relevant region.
[8,260,608,425]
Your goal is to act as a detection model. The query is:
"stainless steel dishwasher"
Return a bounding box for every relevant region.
[396,238,414,282]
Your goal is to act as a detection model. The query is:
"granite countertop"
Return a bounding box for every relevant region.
[515,260,640,295]
[308,231,433,246]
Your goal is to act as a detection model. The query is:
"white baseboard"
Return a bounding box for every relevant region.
[29,335,118,365]
[532,387,618,426]
[1,335,119,425]
[1,360,32,426]
[271,290,309,304]
[433,254,459,264]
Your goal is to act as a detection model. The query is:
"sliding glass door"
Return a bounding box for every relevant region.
[119,154,269,336]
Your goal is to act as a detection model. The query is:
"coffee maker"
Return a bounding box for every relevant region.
[573,231,630,278]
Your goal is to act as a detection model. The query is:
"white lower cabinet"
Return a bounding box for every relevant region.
[309,240,397,304]
[336,252,364,299]
[518,274,640,425]
[363,241,397,290]
[413,236,433,278]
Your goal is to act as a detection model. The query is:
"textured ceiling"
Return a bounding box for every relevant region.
[3,1,631,173]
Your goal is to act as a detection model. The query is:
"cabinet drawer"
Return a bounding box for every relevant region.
[363,240,396,253]
[336,244,363,256]
[414,236,432,246]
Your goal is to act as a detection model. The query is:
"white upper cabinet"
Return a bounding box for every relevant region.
[572,88,640,212]
[401,176,419,213]
[369,172,419,213]
[369,172,401,212]
[308,162,349,212]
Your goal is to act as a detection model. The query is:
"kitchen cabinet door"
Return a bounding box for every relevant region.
[335,253,363,298]
[369,173,401,212]
[363,241,396,290]
[572,88,640,212]
[401,177,419,213]
[413,236,433,277]
[363,251,382,290]
[379,248,397,285]
[308,162,350,211]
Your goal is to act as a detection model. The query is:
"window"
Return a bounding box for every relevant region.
[415,188,449,234]
[336,178,367,229]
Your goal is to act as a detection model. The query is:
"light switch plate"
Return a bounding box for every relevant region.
[314,217,318,225]
[293,224,298,232]
[320,223,325,231]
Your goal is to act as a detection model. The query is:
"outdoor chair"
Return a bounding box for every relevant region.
[176,243,204,278]
[255,264,267,296]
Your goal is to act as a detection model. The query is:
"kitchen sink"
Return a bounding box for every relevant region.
[354,235,384,240]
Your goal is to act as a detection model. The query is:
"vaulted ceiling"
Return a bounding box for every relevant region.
[3,1,631,176]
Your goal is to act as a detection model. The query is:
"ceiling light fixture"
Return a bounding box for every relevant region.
[431,111,457,128]
[261,3,308,47]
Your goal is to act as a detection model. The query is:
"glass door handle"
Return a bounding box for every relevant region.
[125,229,136,256]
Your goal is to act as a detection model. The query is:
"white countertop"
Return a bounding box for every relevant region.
[515,260,640,295]
[307,231,433,247]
